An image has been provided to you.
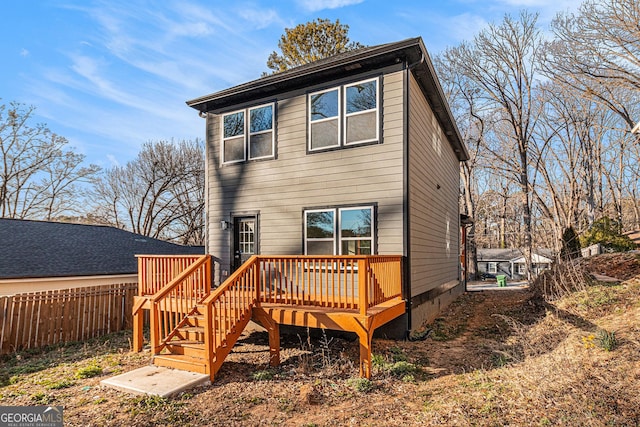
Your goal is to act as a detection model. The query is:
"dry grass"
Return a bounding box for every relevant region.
[0,254,639,426]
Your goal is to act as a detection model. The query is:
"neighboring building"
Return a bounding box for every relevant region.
[0,219,203,296]
[186,37,469,332]
[581,243,604,258]
[477,248,554,280]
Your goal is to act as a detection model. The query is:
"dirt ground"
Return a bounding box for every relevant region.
[1,253,639,426]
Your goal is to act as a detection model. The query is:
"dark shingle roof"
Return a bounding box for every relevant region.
[0,219,203,279]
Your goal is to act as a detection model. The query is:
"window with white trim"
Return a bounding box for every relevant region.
[517,263,526,275]
[308,77,379,151]
[221,103,274,164]
[488,262,497,274]
[304,206,374,255]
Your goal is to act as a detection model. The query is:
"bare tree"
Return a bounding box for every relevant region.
[444,12,543,278]
[92,139,204,245]
[0,101,99,219]
[544,0,640,131]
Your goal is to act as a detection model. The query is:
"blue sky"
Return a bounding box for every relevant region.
[2,0,581,168]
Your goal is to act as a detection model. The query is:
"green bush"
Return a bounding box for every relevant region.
[252,370,274,381]
[580,217,636,252]
[595,329,617,351]
[346,377,373,393]
[74,363,103,379]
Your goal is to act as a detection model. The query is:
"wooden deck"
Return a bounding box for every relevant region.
[133,255,405,381]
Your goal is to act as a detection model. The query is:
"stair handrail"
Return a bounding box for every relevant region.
[201,255,260,379]
[149,255,212,354]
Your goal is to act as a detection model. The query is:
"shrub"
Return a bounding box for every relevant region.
[252,370,274,381]
[74,363,103,379]
[580,217,636,252]
[595,329,617,351]
[346,377,373,393]
[388,361,419,378]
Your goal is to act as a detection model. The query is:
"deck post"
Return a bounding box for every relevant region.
[357,329,373,379]
[132,309,144,352]
[149,305,160,355]
[252,307,281,367]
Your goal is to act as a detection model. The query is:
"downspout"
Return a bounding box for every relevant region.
[200,111,212,284]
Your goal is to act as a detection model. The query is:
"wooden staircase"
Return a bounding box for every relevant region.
[153,306,208,373]
[133,254,406,381]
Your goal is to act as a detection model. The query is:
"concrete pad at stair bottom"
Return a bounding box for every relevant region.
[101,365,210,398]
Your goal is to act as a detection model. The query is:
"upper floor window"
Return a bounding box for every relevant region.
[222,103,274,164]
[309,77,379,152]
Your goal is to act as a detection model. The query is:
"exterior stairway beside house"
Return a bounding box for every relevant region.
[133,254,405,381]
[153,306,209,373]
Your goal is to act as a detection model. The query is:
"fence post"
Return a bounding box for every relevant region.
[358,258,368,316]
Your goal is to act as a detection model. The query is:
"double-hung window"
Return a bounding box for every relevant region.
[345,79,378,145]
[221,103,274,164]
[308,77,379,151]
[304,206,374,255]
[309,88,340,150]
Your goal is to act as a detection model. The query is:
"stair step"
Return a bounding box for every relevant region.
[153,354,208,374]
[178,326,206,341]
[165,340,205,357]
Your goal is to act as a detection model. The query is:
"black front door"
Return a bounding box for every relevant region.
[233,216,257,271]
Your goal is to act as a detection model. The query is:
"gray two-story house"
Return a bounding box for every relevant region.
[186,37,469,334]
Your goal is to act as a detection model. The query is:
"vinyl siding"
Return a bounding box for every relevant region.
[206,71,405,279]
[407,73,460,297]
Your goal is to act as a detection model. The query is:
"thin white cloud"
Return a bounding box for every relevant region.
[105,154,120,167]
[296,0,365,12]
[237,7,284,30]
[447,13,490,43]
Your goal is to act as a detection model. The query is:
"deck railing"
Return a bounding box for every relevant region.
[137,255,204,296]
[148,255,211,354]
[257,255,403,315]
[367,255,403,308]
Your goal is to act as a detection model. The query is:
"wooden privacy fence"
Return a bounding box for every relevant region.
[0,283,137,355]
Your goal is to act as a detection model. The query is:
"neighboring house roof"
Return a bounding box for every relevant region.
[186,37,469,162]
[0,219,203,279]
[477,248,555,263]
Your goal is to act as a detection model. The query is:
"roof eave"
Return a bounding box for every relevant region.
[187,37,469,162]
